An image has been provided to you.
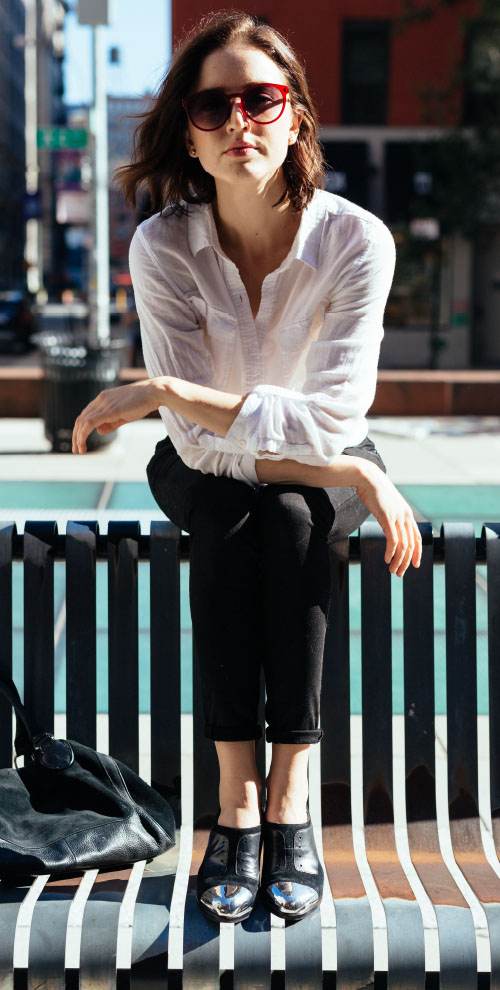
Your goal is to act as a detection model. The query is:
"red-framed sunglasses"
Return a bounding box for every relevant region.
[182,83,289,131]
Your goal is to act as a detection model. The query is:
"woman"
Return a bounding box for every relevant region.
[72,11,421,925]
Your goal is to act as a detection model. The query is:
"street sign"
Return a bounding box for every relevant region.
[78,0,109,25]
[37,128,88,150]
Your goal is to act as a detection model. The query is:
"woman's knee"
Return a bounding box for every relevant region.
[188,474,258,539]
[149,452,257,538]
[258,484,335,538]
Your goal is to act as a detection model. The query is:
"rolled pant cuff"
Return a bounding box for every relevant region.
[265,727,324,744]
[204,724,263,742]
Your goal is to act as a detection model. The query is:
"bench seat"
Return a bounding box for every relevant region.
[0,519,499,989]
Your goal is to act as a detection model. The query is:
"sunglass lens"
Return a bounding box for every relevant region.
[188,91,227,129]
[244,85,285,121]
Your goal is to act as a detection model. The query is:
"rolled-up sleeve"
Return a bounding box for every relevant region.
[218,219,396,465]
[129,227,259,486]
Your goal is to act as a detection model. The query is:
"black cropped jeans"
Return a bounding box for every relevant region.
[147,435,385,745]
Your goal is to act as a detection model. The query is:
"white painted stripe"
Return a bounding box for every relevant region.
[219,917,234,972]
[96,713,109,754]
[97,480,114,511]
[167,823,193,971]
[349,713,389,973]
[54,599,66,654]
[116,860,147,970]
[138,713,151,785]
[168,713,193,970]
[13,875,49,969]
[270,913,286,972]
[309,739,337,972]
[391,714,440,972]
[435,714,491,973]
[64,870,99,970]
[264,738,286,973]
[477,715,500,879]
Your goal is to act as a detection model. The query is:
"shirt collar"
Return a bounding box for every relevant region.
[187,190,322,271]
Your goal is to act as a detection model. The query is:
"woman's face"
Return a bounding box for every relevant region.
[184,44,302,195]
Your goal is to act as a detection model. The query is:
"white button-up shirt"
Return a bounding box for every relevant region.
[129,188,396,487]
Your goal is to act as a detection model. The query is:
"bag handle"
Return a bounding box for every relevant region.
[0,671,73,768]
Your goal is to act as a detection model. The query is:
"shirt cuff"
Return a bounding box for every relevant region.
[223,384,313,457]
[235,453,260,487]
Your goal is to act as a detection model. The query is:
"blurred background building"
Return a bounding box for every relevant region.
[107,95,149,296]
[1,0,499,371]
[0,0,29,291]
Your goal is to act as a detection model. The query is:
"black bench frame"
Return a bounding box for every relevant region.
[0,518,499,989]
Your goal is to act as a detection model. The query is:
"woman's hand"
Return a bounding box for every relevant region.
[72,379,162,453]
[354,461,422,577]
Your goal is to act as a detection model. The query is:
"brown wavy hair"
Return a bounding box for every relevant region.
[115,10,325,214]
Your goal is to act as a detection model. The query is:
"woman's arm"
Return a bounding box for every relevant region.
[255,454,422,578]
[71,375,244,454]
[71,374,421,578]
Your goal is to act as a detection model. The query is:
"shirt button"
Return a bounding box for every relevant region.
[238,439,246,449]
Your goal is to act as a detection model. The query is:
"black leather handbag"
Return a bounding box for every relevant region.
[0,673,176,878]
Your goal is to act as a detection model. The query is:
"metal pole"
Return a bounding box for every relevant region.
[24,0,41,296]
[88,24,110,346]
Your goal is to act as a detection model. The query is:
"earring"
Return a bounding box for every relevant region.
[190,149,197,156]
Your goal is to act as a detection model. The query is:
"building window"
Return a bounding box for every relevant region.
[321,141,370,209]
[341,20,390,125]
[462,20,500,125]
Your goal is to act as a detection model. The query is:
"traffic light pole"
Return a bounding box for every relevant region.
[24,0,42,297]
[88,23,110,346]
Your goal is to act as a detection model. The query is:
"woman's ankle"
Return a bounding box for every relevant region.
[264,795,309,824]
[264,775,309,824]
[218,778,262,828]
[264,744,310,824]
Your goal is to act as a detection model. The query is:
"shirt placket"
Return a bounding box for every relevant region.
[255,272,278,347]
[220,256,265,394]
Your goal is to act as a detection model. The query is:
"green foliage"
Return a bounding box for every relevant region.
[395,0,500,235]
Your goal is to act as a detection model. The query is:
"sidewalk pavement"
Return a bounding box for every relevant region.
[0,415,499,485]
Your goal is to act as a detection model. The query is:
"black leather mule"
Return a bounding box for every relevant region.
[260,815,323,921]
[197,819,262,924]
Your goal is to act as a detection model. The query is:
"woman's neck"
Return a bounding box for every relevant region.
[212,174,300,264]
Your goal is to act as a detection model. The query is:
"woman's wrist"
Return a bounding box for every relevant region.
[147,375,245,435]
[149,375,173,409]
[338,455,379,489]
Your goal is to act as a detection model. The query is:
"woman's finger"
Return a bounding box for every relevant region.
[389,517,408,574]
[72,382,159,454]
[396,517,422,576]
[72,394,118,451]
[411,520,422,569]
[383,520,399,565]
[394,517,414,577]
[97,419,127,435]
[73,407,105,452]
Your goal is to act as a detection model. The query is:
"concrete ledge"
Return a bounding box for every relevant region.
[0,366,499,418]
[0,367,44,418]
[372,369,500,415]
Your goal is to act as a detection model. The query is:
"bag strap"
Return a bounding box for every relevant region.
[0,671,48,758]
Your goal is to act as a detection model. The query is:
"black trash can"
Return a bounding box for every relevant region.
[33,332,128,453]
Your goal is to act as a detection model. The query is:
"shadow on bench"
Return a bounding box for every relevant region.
[0,519,499,989]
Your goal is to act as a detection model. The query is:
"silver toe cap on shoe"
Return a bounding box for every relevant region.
[199,883,254,921]
[266,881,320,916]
